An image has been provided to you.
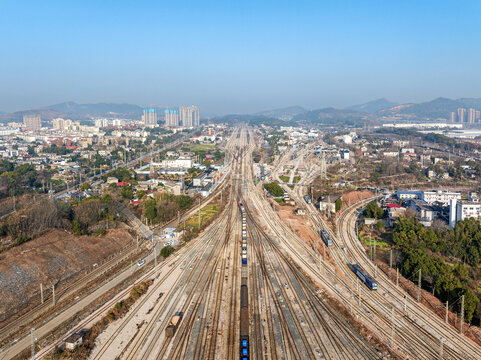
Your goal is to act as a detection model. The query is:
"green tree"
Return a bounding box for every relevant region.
[175,195,193,210]
[335,197,342,212]
[160,245,174,258]
[364,201,384,219]
[144,198,157,220]
[121,186,133,200]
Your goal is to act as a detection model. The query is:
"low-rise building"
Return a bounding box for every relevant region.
[65,333,83,350]
[449,198,481,229]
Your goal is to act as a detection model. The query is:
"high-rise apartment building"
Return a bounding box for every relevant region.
[468,108,477,124]
[450,111,456,123]
[179,106,200,127]
[23,114,41,131]
[164,109,179,127]
[457,108,466,123]
[142,108,158,127]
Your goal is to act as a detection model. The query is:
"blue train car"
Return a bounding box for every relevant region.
[320,230,332,247]
[350,264,377,290]
[242,254,247,265]
[303,195,312,204]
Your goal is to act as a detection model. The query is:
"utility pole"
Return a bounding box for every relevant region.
[30,328,35,359]
[396,268,399,287]
[198,198,201,229]
[52,284,55,306]
[404,295,407,312]
[389,249,393,278]
[373,236,376,262]
[460,295,464,334]
[40,284,44,304]
[445,301,449,324]
[417,269,422,302]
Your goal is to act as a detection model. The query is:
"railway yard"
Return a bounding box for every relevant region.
[1,126,480,359]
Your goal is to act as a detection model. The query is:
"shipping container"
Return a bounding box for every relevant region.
[240,285,248,308]
[165,311,183,337]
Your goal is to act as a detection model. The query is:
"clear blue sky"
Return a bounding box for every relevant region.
[1,0,480,115]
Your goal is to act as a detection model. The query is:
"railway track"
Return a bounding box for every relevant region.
[274,147,481,359]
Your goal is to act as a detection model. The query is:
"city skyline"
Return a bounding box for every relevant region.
[1,1,481,114]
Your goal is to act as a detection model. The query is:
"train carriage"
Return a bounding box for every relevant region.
[350,264,377,290]
[320,230,332,247]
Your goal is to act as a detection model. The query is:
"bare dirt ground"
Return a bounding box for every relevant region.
[341,190,375,210]
[275,203,341,272]
[0,228,134,321]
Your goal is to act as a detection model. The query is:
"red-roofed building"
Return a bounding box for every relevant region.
[387,203,402,209]
[117,181,129,186]
[387,203,406,221]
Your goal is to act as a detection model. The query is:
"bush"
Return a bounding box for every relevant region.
[160,245,174,258]
[263,182,284,197]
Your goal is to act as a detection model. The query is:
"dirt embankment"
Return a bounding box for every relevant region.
[0,228,133,321]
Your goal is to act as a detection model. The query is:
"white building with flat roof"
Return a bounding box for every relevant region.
[449,198,481,229]
[422,190,461,206]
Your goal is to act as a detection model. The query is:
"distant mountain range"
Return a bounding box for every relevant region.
[346,98,398,113]
[3,97,481,125]
[255,106,307,120]
[379,97,481,119]
[0,101,143,122]
[256,97,481,124]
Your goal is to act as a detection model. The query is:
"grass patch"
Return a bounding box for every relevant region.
[184,204,219,228]
[288,185,294,189]
[274,198,284,204]
[359,234,390,248]
[293,176,301,183]
[190,144,215,152]
[279,175,290,183]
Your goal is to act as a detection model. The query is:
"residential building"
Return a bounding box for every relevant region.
[457,108,466,123]
[179,106,200,127]
[450,111,456,123]
[23,114,41,131]
[468,108,477,124]
[407,199,438,226]
[387,203,406,220]
[449,198,481,229]
[164,109,179,127]
[142,108,158,127]
[396,190,423,201]
[422,190,461,206]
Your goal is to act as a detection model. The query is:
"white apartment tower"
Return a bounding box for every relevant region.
[23,114,41,131]
[164,109,179,127]
[179,106,200,127]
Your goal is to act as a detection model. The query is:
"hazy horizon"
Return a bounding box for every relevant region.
[1,1,481,114]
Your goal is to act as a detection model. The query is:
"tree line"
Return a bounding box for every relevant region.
[392,216,481,324]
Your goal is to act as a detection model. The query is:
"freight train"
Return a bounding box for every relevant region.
[239,200,249,359]
[350,264,378,290]
[320,230,332,247]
